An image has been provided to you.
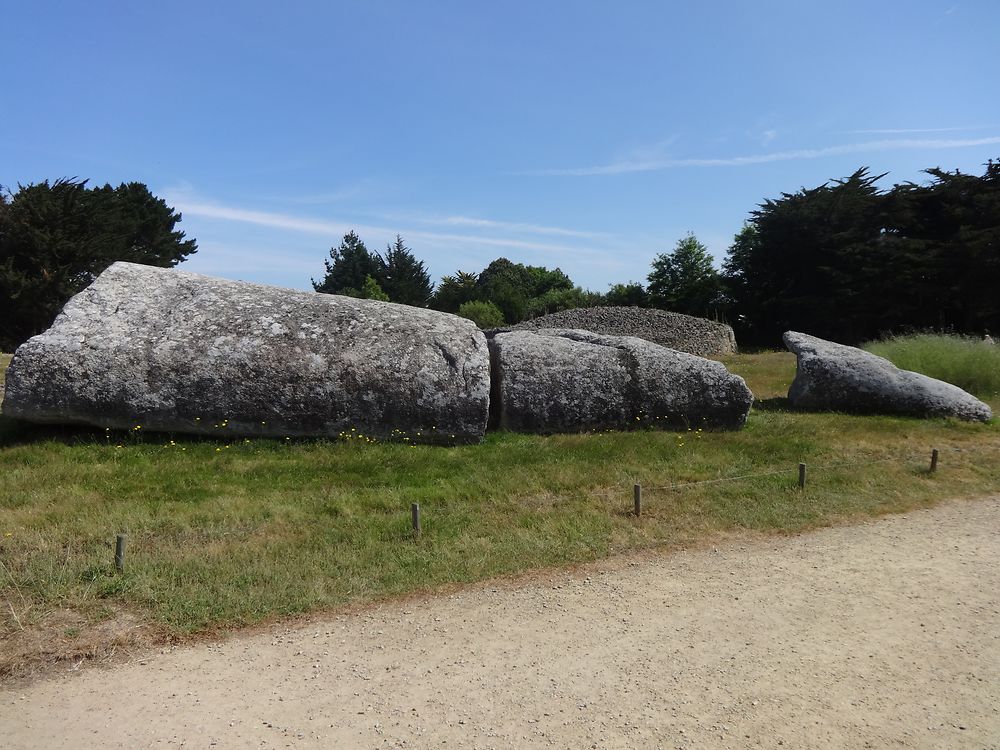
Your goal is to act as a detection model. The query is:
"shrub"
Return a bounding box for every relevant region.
[457,300,505,329]
[864,333,1000,397]
[525,286,603,319]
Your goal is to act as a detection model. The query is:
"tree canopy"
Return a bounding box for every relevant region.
[474,258,534,323]
[359,274,390,301]
[429,257,589,324]
[313,232,432,306]
[647,233,723,317]
[429,270,479,313]
[375,235,433,306]
[457,300,505,328]
[0,178,197,351]
[312,231,378,297]
[315,237,601,324]
[722,160,1000,346]
[605,281,649,308]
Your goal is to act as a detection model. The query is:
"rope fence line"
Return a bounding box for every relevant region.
[511,447,950,516]
[558,447,958,517]
[621,448,947,518]
[641,467,799,493]
[539,448,946,504]
[107,447,963,568]
[640,449,938,495]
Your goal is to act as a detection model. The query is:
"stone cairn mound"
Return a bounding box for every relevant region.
[509,307,737,357]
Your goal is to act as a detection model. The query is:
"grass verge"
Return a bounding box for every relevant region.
[865,333,1000,398]
[1,350,998,679]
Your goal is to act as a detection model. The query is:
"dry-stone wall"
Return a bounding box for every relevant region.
[509,307,737,357]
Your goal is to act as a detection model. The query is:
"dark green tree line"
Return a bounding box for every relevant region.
[722,160,1000,346]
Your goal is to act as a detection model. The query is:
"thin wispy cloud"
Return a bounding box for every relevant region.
[529,136,1000,176]
[413,214,608,240]
[617,135,681,163]
[174,200,358,237]
[169,197,613,260]
[190,242,320,277]
[846,125,993,135]
[410,228,606,258]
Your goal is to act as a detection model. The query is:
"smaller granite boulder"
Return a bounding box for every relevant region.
[488,328,753,433]
[783,331,992,422]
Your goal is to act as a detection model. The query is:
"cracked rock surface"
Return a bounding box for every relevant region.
[2,262,491,443]
[784,331,992,422]
[489,328,753,433]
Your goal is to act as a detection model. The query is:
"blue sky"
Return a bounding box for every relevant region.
[3,1,999,293]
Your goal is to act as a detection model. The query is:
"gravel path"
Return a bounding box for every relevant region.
[3,497,999,749]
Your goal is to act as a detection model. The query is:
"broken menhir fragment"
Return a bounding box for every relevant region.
[488,328,753,433]
[2,262,491,443]
[783,331,991,422]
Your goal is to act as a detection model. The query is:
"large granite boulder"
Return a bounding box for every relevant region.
[784,331,992,422]
[488,329,753,433]
[509,307,738,357]
[2,262,491,443]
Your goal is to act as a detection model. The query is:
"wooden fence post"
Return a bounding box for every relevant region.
[411,503,421,537]
[114,534,127,572]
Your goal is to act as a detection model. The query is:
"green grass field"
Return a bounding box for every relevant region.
[1,347,998,677]
[865,333,1000,398]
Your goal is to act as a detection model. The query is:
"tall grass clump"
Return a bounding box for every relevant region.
[865,333,1000,398]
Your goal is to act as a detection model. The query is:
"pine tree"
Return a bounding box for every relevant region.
[647,233,722,317]
[375,235,432,306]
[724,168,887,344]
[312,231,377,296]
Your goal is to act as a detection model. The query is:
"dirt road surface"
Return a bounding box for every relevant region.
[2,497,999,749]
